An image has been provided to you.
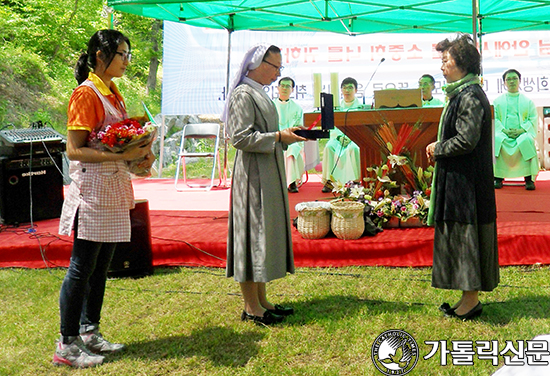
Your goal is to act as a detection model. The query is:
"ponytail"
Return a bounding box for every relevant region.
[74,52,90,85]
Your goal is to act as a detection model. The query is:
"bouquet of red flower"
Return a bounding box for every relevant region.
[88,118,157,176]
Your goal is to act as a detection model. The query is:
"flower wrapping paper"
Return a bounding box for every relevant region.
[88,118,157,176]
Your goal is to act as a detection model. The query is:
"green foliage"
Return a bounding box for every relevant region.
[0,0,163,131]
[1,0,104,63]
[117,74,161,118]
[0,43,65,129]
[117,13,163,87]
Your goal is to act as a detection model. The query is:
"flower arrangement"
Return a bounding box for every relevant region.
[326,116,438,229]
[371,191,430,225]
[329,118,435,228]
[331,180,374,205]
[88,118,157,176]
[89,118,155,151]
[330,181,431,228]
[363,164,398,200]
[367,120,430,194]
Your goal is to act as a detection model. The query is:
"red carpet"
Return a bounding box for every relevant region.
[1,172,550,269]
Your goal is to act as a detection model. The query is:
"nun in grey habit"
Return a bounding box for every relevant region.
[222,44,306,325]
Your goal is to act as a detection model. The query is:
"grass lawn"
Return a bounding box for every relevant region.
[1,265,550,375]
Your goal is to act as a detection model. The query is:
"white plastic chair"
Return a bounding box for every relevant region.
[175,123,221,191]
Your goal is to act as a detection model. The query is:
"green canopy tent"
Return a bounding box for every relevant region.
[107,0,550,177]
[109,0,482,96]
[107,0,550,36]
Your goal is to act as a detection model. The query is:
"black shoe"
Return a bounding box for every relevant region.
[241,310,285,325]
[447,302,483,321]
[267,304,294,316]
[322,182,332,193]
[288,182,299,193]
[439,302,456,316]
[525,180,536,191]
[439,302,451,314]
[494,179,503,189]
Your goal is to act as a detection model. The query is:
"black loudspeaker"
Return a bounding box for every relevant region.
[108,199,154,278]
[0,154,64,225]
[321,92,334,130]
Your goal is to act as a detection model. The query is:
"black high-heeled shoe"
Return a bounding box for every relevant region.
[267,304,294,316]
[449,302,483,321]
[241,310,285,325]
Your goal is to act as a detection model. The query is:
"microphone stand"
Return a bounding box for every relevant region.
[362,57,386,106]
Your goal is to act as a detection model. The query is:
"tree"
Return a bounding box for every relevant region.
[1,0,105,64]
[146,19,162,94]
[114,11,163,92]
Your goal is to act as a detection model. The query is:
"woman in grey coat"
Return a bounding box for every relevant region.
[426,34,499,321]
[223,44,306,325]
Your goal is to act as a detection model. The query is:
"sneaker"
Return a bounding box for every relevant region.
[52,336,104,368]
[525,180,536,190]
[494,178,503,189]
[81,329,126,354]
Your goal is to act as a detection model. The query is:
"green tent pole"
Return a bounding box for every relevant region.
[222,15,234,187]
[472,0,478,48]
[474,0,484,76]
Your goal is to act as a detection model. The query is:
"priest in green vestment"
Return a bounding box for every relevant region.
[493,69,539,190]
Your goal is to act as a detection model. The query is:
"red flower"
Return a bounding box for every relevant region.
[90,119,148,150]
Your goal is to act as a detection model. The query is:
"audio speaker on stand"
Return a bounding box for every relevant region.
[108,199,154,278]
[0,154,64,225]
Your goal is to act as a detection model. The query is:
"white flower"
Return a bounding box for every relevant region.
[377,175,393,183]
[387,154,407,167]
[349,186,364,199]
[332,180,345,193]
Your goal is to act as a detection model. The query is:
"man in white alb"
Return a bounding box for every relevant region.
[419,74,444,107]
[321,77,362,192]
[273,77,305,193]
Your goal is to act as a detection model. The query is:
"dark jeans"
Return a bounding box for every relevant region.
[59,220,117,338]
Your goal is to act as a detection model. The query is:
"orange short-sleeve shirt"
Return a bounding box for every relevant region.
[67,73,126,133]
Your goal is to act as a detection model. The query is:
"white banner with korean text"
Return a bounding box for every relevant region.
[162,21,550,115]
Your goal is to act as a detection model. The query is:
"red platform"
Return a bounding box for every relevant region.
[1,172,550,269]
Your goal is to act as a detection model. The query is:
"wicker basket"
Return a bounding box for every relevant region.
[330,201,365,240]
[295,202,331,239]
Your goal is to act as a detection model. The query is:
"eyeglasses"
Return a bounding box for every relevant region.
[115,51,132,62]
[505,77,519,82]
[262,59,284,72]
[278,84,293,89]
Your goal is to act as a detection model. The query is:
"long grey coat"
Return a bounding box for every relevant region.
[226,80,295,283]
[431,84,499,292]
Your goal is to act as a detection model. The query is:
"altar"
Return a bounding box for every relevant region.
[304,107,443,183]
